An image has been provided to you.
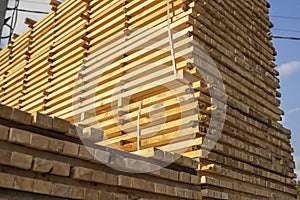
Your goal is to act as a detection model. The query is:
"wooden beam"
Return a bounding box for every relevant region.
[24,18,37,28]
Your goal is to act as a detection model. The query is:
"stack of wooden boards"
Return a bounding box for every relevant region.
[73,0,211,156]
[0,104,202,200]
[0,0,297,199]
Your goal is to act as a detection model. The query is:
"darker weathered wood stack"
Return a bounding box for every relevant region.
[0,104,201,200]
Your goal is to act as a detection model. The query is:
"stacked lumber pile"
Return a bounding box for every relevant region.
[0,0,297,199]
[190,1,297,199]
[44,0,88,117]
[0,104,202,200]
[0,28,31,108]
[20,15,54,113]
[73,0,207,156]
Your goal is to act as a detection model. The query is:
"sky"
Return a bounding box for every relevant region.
[269,0,300,179]
[0,0,51,47]
[0,0,299,179]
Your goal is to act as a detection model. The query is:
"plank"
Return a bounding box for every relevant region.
[86,14,192,64]
[21,99,45,113]
[102,110,199,139]
[80,88,195,125]
[20,92,45,107]
[120,131,201,152]
[50,68,81,91]
[99,100,198,131]
[55,0,86,22]
[88,6,192,53]
[54,17,86,41]
[74,60,189,115]
[32,12,55,33]
[78,41,191,99]
[53,20,84,45]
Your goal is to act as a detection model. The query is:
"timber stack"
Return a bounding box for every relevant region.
[0,104,202,199]
[0,0,297,199]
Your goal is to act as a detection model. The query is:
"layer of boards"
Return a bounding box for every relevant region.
[0,0,297,199]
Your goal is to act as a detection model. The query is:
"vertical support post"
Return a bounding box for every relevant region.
[0,0,9,44]
[166,0,177,79]
[137,101,143,151]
